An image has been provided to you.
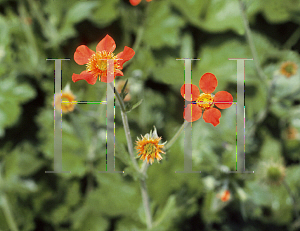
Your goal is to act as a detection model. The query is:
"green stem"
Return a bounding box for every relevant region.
[238,0,267,84]
[140,179,152,229]
[110,82,153,229]
[121,110,140,172]
[110,82,139,172]
[133,26,144,52]
[164,121,189,151]
[283,27,300,50]
[122,25,144,69]
[283,179,300,219]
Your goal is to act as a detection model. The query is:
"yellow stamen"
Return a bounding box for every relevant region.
[196,93,214,109]
[280,61,298,78]
[86,51,121,81]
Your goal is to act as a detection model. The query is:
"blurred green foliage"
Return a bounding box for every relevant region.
[0,0,300,230]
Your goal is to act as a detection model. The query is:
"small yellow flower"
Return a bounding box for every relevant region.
[135,127,167,165]
[53,84,76,113]
[280,61,298,78]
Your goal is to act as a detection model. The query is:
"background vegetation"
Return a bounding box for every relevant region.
[0,0,300,230]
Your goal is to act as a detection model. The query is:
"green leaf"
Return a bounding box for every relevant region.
[58,2,98,42]
[126,47,156,78]
[51,205,70,225]
[127,99,143,113]
[91,0,120,27]
[115,217,145,231]
[153,195,178,229]
[199,0,244,35]
[143,1,185,49]
[65,2,98,24]
[247,0,300,23]
[259,130,282,160]
[65,181,81,207]
[201,191,222,224]
[93,174,141,217]
[152,57,185,85]
[71,206,109,231]
[245,179,293,225]
[0,78,36,137]
[170,0,208,24]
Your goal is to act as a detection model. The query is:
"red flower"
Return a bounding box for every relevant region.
[129,0,152,6]
[180,73,233,126]
[72,34,135,84]
[217,189,231,202]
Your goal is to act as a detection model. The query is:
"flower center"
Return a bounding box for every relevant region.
[61,97,69,102]
[86,51,121,80]
[144,143,156,156]
[196,93,214,109]
[284,64,295,74]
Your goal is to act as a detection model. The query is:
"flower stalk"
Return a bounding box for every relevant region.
[164,121,189,151]
[110,82,153,228]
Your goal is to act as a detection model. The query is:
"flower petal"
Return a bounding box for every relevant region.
[199,73,218,93]
[115,69,124,77]
[130,0,141,5]
[183,103,202,122]
[72,71,97,85]
[180,84,200,101]
[214,91,233,109]
[100,70,122,83]
[96,34,116,53]
[74,45,95,65]
[203,108,221,126]
[116,46,135,68]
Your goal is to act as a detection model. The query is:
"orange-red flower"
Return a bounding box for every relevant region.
[218,189,231,202]
[72,34,135,84]
[129,0,152,6]
[181,73,233,126]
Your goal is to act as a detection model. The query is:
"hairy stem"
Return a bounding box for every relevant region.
[123,26,144,69]
[110,82,140,171]
[110,82,152,228]
[164,121,189,151]
[140,178,152,229]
